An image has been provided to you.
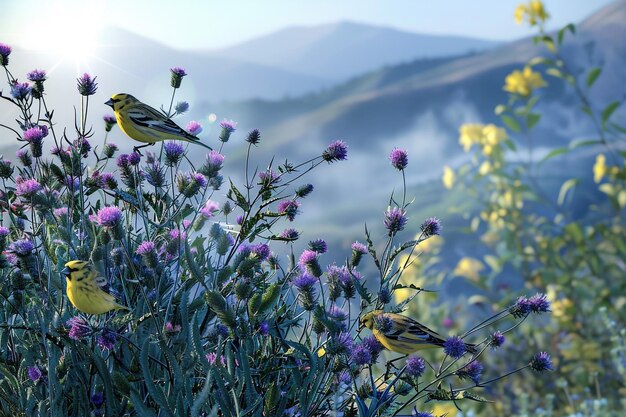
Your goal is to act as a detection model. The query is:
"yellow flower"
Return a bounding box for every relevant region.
[459,123,484,151]
[504,66,546,96]
[514,4,527,24]
[453,257,484,281]
[418,235,443,253]
[551,297,573,318]
[514,0,549,26]
[432,403,458,417]
[529,0,549,24]
[593,154,607,183]
[317,347,326,357]
[442,166,455,189]
[479,161,492,175]
[482,124,507,146]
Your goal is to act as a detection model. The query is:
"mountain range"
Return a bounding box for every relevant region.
[0,1,624,275]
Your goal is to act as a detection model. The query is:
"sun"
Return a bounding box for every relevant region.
[20,1,107,69]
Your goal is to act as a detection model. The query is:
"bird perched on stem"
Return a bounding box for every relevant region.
[63,260,129,315]
[105,93,212,154]
[360,310,476,354]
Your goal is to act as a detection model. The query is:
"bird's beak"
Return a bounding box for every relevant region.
[61,267,70,277]
[104,98,114,108]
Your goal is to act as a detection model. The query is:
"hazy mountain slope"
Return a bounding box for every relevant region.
[214,21,499,80]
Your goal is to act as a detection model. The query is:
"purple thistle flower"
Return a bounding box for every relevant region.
[529,293,550,313]
[9,239,34,256]
[200,150,225,178]
[362,335,384,358]
[27,69,47,82]
[331,332,354,354]
[0,159,13,178]
[192,172,207,187]
[327,306,348,322]
[236,215,244,225]
[91,392,104,408]
[251,243,271,261]
[337,370,352,386]
[16,149,32,166]
[277,200,300,222]
[412,410,434,417]
[350,343,372,366]
[64,176,81,193]
[389,147,408,170]
[96,206,122,228]
[103,142,118,158]
[259,321,270,335]
[10,82,31,100]
[23,126,46,143]
[200,200,220,218]
[0,42,11,66]
[73,137,92,158]
[128,152,141,166]
[258,169,280,186]
[350,241,368,266]
[165,322,181,333]
[116,154,130,169]
[308,239,327,254]
[529,352,553,372]
[77,73,97,96]
[53,207,68,218]
[170,67,187,88]
[66,317,90,340]
[219,119,237,133]
[299,249,322,277]
[99,172,118,190]
[295,184,314,198]
[97,329,117,350]
[0,226,9,237]
[420,217,441,237]
[164,141,185,166]
[384,207,408,235]
[322,140,348,162]
[103,114,117,132]
[136,241,156,256]
[28,366,43,382]
[490,331,505,349]
[16,178,41,197]
[510,296,532,318]
[175,101,189,114]
[456,360,483,383]
[443,336,467,359]
[406,356,426,378]
[219,119,237,142]
[246,128,260,144]
[279,228,300,241]
[293,273,317,290]
[187,121,203,136]
[299,249,317,265]
[351,241,367,254]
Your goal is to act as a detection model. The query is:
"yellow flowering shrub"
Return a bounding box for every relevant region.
[442,165,455,189]
[514,0,549,26]
[503,66,547,96]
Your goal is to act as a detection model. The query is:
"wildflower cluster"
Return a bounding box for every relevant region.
[0,39,554,417]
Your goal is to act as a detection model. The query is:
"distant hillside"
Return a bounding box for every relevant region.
[190,0,626,267]
[213,21,499,81]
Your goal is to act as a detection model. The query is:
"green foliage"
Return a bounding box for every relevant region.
[441,5,626,416]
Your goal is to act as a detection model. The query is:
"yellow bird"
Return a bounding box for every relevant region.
[360,310,476,354]
[105,93,212,153]
[63,260,129,315]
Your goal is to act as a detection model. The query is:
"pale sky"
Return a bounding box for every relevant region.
[1,0,616,52]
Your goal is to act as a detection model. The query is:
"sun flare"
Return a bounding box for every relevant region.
[20,1,106,68]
